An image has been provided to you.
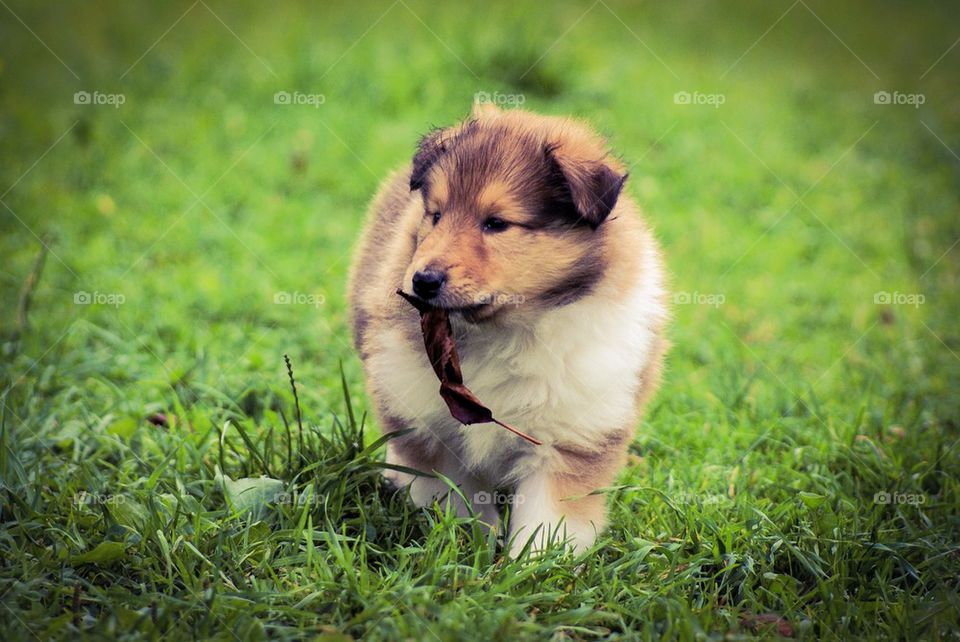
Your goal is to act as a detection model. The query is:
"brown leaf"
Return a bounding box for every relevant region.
[397,290,541,445]
[739,612,795,638]
[439,381,492,425]
[146,413,169,428]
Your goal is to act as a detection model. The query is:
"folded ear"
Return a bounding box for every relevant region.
[546,142,627,229]
[410,128,446,191]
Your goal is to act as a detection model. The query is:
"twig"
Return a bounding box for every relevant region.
[492,419,542,446]
[71,583,81,627]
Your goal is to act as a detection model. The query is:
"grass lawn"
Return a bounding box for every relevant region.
[2,0,959,639]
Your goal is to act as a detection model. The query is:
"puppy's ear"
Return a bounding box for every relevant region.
[546,142,627,229]
[410,128,446,191]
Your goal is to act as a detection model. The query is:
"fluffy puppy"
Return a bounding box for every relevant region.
[348,104,669,555]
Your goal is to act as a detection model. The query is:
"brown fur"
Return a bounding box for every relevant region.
[399,108,628,318]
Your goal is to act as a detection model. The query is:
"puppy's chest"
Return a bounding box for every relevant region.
[456,325,585,423]
[372,297,656,474]
[452,311,646,453]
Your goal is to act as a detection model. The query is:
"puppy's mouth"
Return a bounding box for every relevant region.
[397,290,495,322]
[451,303,496,323]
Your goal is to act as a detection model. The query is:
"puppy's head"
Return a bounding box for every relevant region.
[402,105,627,321]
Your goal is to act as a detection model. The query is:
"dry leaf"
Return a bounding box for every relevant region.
[739,612,795,638]
[146,413,169,428]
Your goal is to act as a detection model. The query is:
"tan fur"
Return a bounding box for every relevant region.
[347,105,670,556]
[547,432,632,539]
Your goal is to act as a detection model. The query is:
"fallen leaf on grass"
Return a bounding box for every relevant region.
[221,474,285,519]
[146,413,169,428]
[740,612,795,638]
[71,541,128,565]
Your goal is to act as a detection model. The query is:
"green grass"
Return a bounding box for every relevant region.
[2,0,959,639]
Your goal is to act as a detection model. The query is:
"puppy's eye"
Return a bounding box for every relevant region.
[431,211,442,226]
[482,216,509,233]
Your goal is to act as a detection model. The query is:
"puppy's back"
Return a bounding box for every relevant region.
[347,168,417,356]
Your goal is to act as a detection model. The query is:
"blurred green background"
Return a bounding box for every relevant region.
[1,1,958,639]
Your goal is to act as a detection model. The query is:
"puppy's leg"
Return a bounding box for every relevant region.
[508,435,628,557]
[384,428,498,527]
[508,471,605,556]
[446,463,500,529]
[383,434,447,505]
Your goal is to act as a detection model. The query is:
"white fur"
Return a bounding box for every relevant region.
[509,469,599,556]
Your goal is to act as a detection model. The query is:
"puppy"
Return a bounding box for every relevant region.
[348,104,669,555]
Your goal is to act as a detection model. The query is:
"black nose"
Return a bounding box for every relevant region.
[412,269,446,300]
